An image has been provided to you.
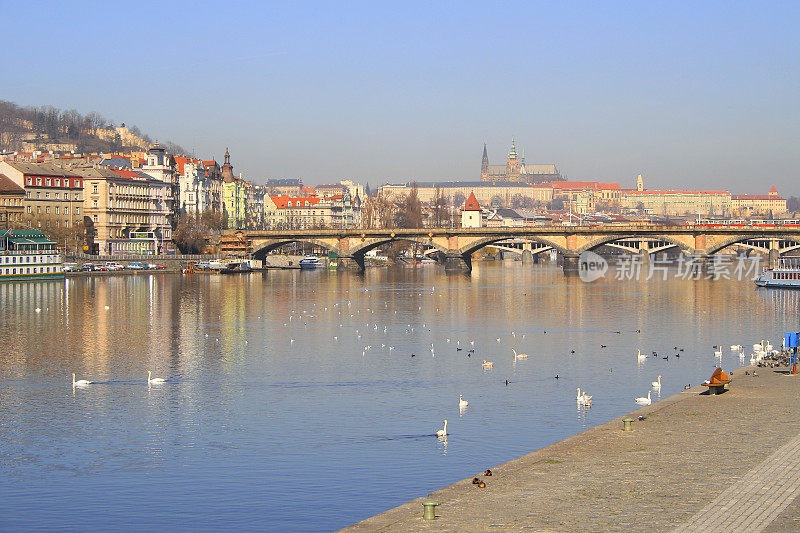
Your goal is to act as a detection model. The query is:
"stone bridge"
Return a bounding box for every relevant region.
[245,225,800,272]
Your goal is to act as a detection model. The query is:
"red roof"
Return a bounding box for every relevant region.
[108,168,146,180]
[732,194,786,201]
[464,191,481,211]
[0,174,24,193]
[548,181,622,190]
[270,195,321,209]
[770,185,778,193]
[628,190,730,196]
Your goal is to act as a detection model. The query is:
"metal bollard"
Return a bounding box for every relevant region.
[422,499,439,520]
[622,418,634,431]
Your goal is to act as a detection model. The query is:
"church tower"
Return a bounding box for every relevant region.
[221,148,234,182]
[636,173,644,191]
[506,138,521,181]
[481,143,489,179]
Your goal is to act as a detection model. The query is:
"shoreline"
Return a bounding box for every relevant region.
[342,364,800,531]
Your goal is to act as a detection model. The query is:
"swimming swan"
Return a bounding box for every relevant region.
[652,375,662,389]
[635,391,652,405]
[148,371,166,384]
[436,419,448,437]
[72,373,92,387]
[576,388,592,405]
[512,349,528,359]
[459,395,468,408]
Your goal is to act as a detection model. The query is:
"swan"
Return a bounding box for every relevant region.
[72,373,92,387]
[482,360,494,368]
[635,391,652,405]
[512,348,528,359]
[459,394,468,408]
[436,419,448,437]
[651,375,662,389]
[637,349,646,361]
[148,371,166,384]
[714,346,723,358]
[576,388,592,405]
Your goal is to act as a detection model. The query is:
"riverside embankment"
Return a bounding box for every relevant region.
[344,365,800,532]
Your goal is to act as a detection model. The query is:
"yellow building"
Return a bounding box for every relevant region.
[731,187,787,216]
[0,174,25,229]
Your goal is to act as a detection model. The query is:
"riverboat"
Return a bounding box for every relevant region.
[756,258,800,289]
[299,256,321,269]
[220,260,253,274]
[0,229,64,281]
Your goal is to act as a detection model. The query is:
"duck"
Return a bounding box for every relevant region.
[72,373,92,387]
[483,469,493,476]
[651,375,662,389]
[512,348,528,359]
[482,360,494,368]
[576,388,592,405]
[472,477,481,484]
[147,371,166,384]
[459,394,468,408]
[436,419,448,438]
[635,391,652,405]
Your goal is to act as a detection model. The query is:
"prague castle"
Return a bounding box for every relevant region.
[480,139,560,183]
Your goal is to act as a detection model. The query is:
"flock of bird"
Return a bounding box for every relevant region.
[71,371,167,388]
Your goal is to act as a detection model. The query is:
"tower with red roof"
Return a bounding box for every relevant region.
[461,191,482,228]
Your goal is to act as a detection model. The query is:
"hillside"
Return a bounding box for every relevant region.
[0,99,186,155]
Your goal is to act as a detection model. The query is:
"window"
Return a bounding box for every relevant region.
[75,207,80,215]
[36,192,41,199]
[26,206,31,214]
[74,193,79,200]
[93,214,98,223]
[93,184,98,194]
[55,207,60,215]
[36,178,42,186]
[27,177,32,185]
[46,178,51,186]
[54,193,59,199]
[93,200,98,208]
[37,206,41,214]
[46,206,50,214]
[45,192,49,199]
[55,179,61,187]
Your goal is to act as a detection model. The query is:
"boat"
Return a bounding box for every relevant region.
[220,260,253,274]
[756,258,800,288]
[0,229,64,281]
[299,256,321,269]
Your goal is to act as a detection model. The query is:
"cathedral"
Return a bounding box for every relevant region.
[480,139,560,184]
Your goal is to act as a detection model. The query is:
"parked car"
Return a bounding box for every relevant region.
[104,262,124,271]
[146,263,166,270]
[196,261,211,270]
[62,262,79,272]
[80,263,96,271]
[126,262,146,270]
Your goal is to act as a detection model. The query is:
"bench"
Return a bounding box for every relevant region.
[702,368,731,395]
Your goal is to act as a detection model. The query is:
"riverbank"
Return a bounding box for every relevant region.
[344,365,800,532]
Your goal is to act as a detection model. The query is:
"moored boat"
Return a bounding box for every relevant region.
[299,256,321,269]
[220,260,253,274]
[756,258,800,288]
[0,229,64,281]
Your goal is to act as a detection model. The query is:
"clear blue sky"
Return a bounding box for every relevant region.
[3,1,798,192]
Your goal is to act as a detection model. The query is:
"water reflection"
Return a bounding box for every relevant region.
[0,265,797,531]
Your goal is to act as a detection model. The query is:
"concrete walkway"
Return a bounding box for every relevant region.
[343,366,800,532]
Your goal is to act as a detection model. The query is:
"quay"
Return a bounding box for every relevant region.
[344,367,800,532]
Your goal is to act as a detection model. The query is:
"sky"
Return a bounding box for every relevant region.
[2,1,798,193]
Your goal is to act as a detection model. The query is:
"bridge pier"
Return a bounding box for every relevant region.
[562,253,581,274]
[338,255,365,272]
[769,248,780,269]
[522,249,533,265]
[444,253,471,272]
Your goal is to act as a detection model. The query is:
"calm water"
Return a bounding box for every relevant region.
[1,263,797,531]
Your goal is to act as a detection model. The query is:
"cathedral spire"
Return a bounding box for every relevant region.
[481,143,489,178]
[224,147,230,165]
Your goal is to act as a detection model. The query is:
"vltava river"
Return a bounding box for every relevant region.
[0,264,796,531]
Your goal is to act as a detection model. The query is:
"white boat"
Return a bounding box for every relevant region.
[755,258,800,288]
[299,256,321,269]
[0,229,64,281]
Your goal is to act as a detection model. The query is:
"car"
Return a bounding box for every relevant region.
[104,262,124,271]
[80,263,96,271]
[146,263,166,270]
[62,262,79,272]
[127,262,145,270]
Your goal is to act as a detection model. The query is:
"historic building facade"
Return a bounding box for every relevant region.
[0,173,25,229]
[480,140,560,183]
[0,161,84,230]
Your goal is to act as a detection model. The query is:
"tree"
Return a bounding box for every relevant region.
[394,183,423,228]
[453,192,466,208]
[788,196,800,213]
[430,186,449,227]
[172,215,208,254]
[548,198,565,210]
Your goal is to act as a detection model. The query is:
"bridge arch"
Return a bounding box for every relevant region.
[457,235,568,257]
[252,238,342,260]
[703,234,800,256]
[575,234,695,255]
[348,236,450,258]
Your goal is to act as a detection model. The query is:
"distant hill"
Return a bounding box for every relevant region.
[0,99,186,155]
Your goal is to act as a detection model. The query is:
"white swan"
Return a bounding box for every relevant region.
[72,373,92,387]
[714,346,723,358]
[576,388,592,405]
[637,349,646,361]
[148,371,166,384]
[635,391,652,405]
[436,419,448,437]
[482,360,493,368]
[512,348,528,359]
[459,394,468,408]
[652,375,662,389]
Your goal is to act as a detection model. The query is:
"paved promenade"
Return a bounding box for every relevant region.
[343,366,800,532]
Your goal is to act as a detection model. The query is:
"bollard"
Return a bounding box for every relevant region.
[622,418,634,431]
[422,499,439,520]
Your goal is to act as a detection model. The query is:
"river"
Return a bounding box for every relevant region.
[0,263,796,531]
